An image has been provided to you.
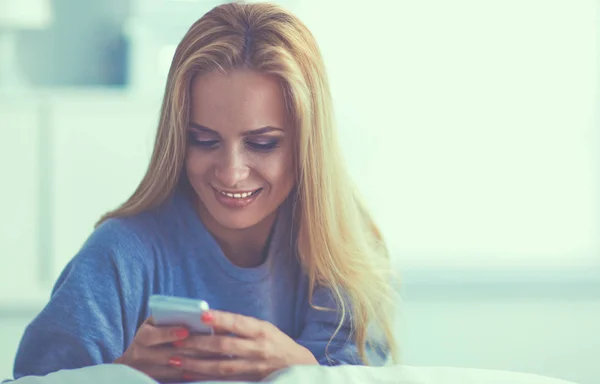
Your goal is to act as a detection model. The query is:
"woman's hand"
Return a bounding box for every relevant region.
[113,316,219,383]
[171,310,318,381]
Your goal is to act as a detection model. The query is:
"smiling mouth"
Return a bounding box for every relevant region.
[214,188,263,199]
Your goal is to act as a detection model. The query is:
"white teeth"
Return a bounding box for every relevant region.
[219,190,258,199]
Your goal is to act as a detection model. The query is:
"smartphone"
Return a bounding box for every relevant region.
[149,295,214,335]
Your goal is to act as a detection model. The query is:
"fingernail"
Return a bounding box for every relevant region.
[168,356,182,368]
[174,328,189,339]
[172,340,184,348]
[182,373,194,381]
[201,311,213,324]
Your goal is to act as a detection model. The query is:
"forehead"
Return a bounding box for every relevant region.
[189,69,288,132]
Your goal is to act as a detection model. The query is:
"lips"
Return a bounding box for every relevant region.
[211,187,263,209]
[215,188,262,199]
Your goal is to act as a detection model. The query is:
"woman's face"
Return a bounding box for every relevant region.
[185,69,295,230]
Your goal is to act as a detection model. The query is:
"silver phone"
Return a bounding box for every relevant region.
[149,295,213,334]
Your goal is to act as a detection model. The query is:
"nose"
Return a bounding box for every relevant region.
[213,146,250,188]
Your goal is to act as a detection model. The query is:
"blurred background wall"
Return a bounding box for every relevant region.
[0,0,598,383]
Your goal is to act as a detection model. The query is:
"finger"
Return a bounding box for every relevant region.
[213,328,230,335]
[180,372,216,382]
[180,370,261,382]
[125,344,184,366]
[135,364,188,383]
[136,318,190,347]
[203,310,270,339]
[180,357,269,379]
[177,335,263,359]
[172,346,227,359]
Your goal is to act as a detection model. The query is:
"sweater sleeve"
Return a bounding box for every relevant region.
[295,286,390,366]
[12,220,148,380]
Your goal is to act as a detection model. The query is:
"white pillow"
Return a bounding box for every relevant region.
[4,364,579,384]
[265,365,578,384]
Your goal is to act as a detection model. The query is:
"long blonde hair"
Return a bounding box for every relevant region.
[99,1,398,364]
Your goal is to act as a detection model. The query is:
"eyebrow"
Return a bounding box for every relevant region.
[188,122,284,136]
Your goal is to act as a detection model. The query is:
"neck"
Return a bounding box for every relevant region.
[215,224,275,268]
[192,193,277,268]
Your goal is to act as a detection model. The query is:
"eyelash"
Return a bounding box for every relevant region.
[187,134,280,152]
[246,141,280,151]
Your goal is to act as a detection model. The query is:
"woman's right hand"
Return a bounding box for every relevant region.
[113,316,200,383]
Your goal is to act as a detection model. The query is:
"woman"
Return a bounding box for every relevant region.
[13,2,397,382]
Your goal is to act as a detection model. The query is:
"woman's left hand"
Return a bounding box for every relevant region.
[172,310,318,381]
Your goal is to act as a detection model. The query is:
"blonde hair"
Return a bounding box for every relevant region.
[99,1,398,364]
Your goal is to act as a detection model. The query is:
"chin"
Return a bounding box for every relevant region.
[214,216,260,230]
[193,186,279,231]
[203,203,263,230]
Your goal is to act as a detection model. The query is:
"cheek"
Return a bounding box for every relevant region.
[185,151,211,179]
[259,153,295,190]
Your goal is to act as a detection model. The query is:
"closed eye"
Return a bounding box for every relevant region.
[187,130,280,152]
[246,140,279,152]
[190,139,219,148]
[188,132,219,148]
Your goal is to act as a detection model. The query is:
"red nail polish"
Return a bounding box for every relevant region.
[174,328,189,339]
[168,357,182,368]
[172,340,184,348]
[201,312,213,324]
[182,373,194,381]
